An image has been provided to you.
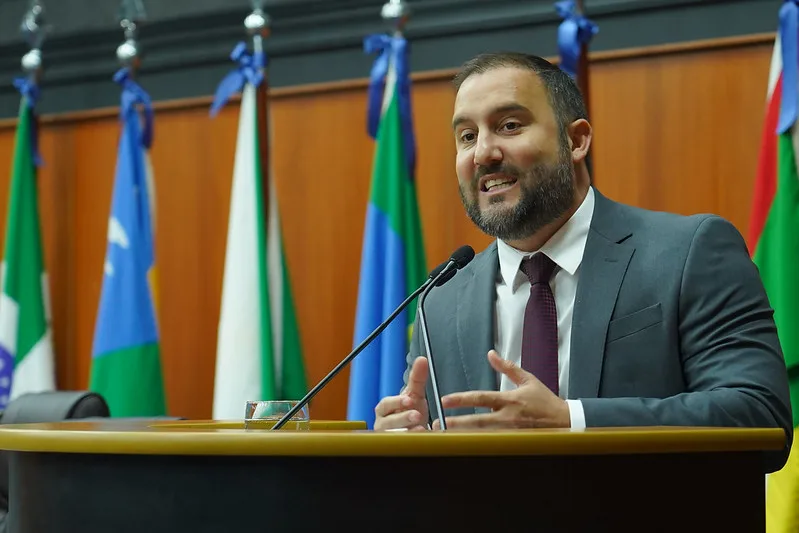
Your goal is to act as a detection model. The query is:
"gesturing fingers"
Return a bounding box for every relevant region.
[433,413,508,430]
[487,350,532,386]
[405,356,430,399]
[374,410,424,431]
[441,390,508,410]
[374,395,409,417]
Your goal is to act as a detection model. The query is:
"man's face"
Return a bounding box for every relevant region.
[452,67,575,241]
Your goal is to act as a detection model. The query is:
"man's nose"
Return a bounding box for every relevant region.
[474,134,503,167]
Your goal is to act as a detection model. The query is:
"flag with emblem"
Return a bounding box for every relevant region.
[89,69,166,416]
[0,85,56,408]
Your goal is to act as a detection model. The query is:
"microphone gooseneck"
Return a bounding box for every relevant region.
[270,279,430,430]
[270,247,472,431]
[418,245,475,431]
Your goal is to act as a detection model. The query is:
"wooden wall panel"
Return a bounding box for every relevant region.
[0,35,775,421]
[269,90,372,420]
[591,42,772,235]
[38,124,78,392]
[147,105,239,420]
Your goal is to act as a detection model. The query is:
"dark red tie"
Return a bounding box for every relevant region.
[520,254,559,396]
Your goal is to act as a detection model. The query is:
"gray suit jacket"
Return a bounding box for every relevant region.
[406,188,792,472]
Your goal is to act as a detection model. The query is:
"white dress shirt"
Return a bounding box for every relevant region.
[494,187,595,429]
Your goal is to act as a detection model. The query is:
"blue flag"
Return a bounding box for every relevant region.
[347,35,427,428]
[89,68,166,416]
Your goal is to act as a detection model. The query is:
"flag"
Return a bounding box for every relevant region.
[211,42,307,419]
[346,35,427,429]
[89,68,166,417]
[0,80,55,408]
[748,7,799,531]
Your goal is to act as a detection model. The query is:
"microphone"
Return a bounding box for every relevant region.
[417,245,475,431]
[270,245,475,430]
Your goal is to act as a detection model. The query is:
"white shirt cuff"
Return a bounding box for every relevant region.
[566,399,586,430]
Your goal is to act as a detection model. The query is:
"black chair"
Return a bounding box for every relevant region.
[0,391,111,532]
[0,391,110,425]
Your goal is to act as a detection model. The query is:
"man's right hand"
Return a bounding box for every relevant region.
[374,356,430,431]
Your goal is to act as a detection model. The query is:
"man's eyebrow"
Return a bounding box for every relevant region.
[451,103,531,130]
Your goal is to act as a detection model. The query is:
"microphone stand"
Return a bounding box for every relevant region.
[417,275,447,430]
[270,260,459,430]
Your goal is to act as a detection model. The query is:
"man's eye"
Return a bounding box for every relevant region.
[460,132,476,143]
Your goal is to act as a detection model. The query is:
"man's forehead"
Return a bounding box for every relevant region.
[457,67,543,98]
[453,67,546,120]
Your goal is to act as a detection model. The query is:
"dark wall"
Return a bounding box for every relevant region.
[0,0,782,119]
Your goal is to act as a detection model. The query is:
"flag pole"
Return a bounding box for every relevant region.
[247,2,271,233]
[574,0,590,119]
[18,0,46,167]
[555,0,596,180]
[383,0,411,36]
[116,0,145,79]
[20,1,46,87]
[574,0,593,180]
[380,0,416,178]
[380,0,410,119]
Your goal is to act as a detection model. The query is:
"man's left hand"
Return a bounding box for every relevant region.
[432,350,571,429]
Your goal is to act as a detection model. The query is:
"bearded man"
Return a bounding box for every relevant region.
[373,52,792,474]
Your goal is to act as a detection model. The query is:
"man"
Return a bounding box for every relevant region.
[373,52,793,472]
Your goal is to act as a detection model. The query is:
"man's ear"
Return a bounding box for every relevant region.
[568,119,592,165]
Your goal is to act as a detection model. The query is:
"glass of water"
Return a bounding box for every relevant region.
[244,400,310,430]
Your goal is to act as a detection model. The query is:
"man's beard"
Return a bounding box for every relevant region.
[459,148,576,242]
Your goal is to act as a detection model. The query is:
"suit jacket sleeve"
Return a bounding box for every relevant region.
[580,216,793,472]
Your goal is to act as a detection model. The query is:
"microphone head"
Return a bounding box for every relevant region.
[451,245,475,269]
[426,246,475,288]
[428,262,446,279]
[428,261,456,286]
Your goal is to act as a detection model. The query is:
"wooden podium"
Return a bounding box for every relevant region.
[0,419,783,533]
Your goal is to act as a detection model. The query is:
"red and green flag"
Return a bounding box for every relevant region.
[748,10,799,531]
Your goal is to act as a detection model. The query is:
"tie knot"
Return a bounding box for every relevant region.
[520,253,556,285]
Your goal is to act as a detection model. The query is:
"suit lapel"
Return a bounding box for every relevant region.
[569,190,635,399]
[456,243,498,394]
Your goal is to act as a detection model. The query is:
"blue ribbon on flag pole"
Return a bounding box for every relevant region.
[554,0,598,79]
[778,0,799,134]
[114,68,154,149]
[210,41,266,117]
[365,33,416,177]
[13,76,43,167]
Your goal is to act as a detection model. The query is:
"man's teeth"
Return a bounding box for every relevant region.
[485,179,515,191]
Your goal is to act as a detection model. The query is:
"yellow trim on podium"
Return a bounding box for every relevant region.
[0,419,785,458]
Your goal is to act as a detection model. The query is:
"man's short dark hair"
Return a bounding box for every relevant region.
[452,52,588,135]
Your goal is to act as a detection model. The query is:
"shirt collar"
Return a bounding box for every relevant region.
[497,186,595,292]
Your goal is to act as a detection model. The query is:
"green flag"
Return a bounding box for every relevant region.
[212,80,307,419]
[0,97,56,409]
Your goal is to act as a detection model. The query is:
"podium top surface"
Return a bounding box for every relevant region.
[0,419,786,457]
